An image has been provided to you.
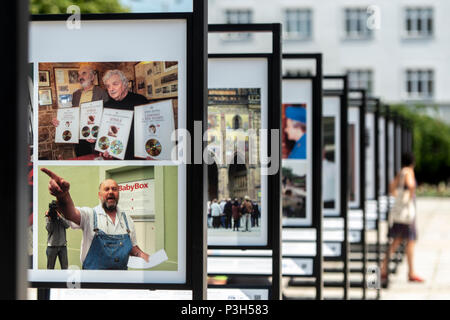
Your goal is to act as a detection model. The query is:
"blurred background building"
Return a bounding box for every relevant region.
[120,0,192,12]
[207,0,450,123]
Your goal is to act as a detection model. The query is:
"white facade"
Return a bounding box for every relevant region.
[208,0,450,122]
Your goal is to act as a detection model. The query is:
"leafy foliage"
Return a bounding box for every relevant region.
[30,0,129,14]
[390,104,450,185]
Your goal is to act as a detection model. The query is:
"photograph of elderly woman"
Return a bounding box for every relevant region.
[37,61,178,160]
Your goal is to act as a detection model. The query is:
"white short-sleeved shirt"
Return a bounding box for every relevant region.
[71,204,137,264]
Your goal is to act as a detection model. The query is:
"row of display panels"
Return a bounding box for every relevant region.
[28,16,407,289]
[30,16,194,289]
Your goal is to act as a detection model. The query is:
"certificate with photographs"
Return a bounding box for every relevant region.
[79,100,103,140]
[95,108,133,160]
[134,100,176,160]
[55,107,80,143]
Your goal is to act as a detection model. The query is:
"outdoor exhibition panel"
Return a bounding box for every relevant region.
[29,3,208,295]
[376,103,389,298]
[1,1,29,299]
[386,108,397,233]
[322,79,349,299]
[281,54,323,299]
[383,108,407,285]
[207,54,272,249]
[365,98,382,300]
[395,114,402,175]
[378,104,389,224]
[365,99,378,224]
[49,286,270,300]
[206,23,282,300]
[288,76,348,299]
[347,90,368,299]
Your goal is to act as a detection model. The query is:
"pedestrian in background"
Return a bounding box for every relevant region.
[232,199,241,231]
[381,152,424,283]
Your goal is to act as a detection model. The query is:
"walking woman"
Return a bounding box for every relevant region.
[381,152,424,283]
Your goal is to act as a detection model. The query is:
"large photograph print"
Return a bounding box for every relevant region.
[282,104,307,160]
[348,107,360,209]
[322,116,336,210]
[207,88,262,241]
[37,61,178,161]
[281,79,313,226]
[322,97,341,216]
[282,161,307,220]
[365,112,376,200]
[36,165,178,272]
[30,18,188,285]
[378,116,387,195]
[207,58,268,246]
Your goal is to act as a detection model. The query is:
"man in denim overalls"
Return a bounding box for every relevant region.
[41,168,150,270]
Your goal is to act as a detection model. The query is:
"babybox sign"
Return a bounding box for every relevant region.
[119,182,150,192]
[118,179,155,217]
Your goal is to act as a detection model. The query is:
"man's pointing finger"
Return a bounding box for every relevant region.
[41,168,61,181]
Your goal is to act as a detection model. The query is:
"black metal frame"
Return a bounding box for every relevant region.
[30,1,208,297]
[379,103,391,289]
[323,75,349,299]
[373,98,382,300]
[384,106,395,286]
[347,90,367,299]
[207,23,282,300]
[281,53,323,300]
[207,53,275,250]
[394,112,402,175]
[2,0,29,299]
[367,97,382,300]
[383,107,407,285]
[384,105,391,203]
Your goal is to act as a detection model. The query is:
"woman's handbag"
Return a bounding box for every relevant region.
[390,170,416,225]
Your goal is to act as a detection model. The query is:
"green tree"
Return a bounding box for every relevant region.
[391,104,450,185]
[30,0,129,14]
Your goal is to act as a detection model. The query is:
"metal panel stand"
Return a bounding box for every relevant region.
[0,0,29,300]
[207,23,282,300]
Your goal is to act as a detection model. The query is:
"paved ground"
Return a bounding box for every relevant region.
[27,197,449,300]
[380,197,450,300]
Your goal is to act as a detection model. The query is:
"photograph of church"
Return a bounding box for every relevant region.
[207,88,261,202]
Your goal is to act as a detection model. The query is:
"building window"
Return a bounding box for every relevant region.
[405,8,433,38]
[348,70,373,95]
[284,9,312,40]
[283,69,313,77]
[222,9,253,41]
[406,69,434,99]
[344,8,373,39]
[233,115,242,129]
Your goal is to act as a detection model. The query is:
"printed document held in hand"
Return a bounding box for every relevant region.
[127,249,168,269]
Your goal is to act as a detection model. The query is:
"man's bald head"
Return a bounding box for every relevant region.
[98,179,120,212]
[99,179,119,190]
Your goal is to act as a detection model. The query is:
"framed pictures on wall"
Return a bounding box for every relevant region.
[38,88,52,106]
[38,70,50,87]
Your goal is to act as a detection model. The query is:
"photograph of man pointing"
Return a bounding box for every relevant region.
[41,167,150,270]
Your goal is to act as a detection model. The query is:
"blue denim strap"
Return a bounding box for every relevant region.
[121,212,130,234]
[93,208,99,232]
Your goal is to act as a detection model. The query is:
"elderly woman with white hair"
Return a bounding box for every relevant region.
[102,69,148,160]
